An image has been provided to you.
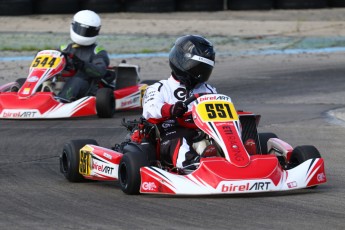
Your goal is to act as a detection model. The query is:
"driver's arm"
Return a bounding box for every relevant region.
[142,83,168,124]
[82,49,110,79]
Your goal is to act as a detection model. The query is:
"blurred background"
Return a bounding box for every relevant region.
[0,0,345,15]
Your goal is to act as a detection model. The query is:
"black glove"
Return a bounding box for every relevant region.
[70,54,85,70]
[171,101,187,117]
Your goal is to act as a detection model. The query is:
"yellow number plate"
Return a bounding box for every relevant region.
[30,55,61,69]
[79,150,91,176]
[196,101,238,122]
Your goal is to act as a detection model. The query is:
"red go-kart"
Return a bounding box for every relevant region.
[60,93,327,195]
[0,50,155,119]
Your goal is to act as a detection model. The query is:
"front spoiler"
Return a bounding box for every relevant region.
[0,92,96,119]
[139,156,326,195]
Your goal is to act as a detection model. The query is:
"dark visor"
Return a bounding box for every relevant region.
[72,21,100,37]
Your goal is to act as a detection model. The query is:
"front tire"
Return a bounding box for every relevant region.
[288,145,321,189]
[289,145,321,168]
[60,139,98,182]
[96,88,115,118]
[118,151,149,195]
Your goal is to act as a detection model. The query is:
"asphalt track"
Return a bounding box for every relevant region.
[0,52,344,229]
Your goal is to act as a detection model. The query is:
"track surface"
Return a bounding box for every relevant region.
[0,53,344,229]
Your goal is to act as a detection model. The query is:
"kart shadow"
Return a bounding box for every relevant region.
[86,181,329,198]
[145,187,329,199]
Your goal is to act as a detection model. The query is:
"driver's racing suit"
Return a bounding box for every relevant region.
[142,75,217,168]
[57,43,110,102]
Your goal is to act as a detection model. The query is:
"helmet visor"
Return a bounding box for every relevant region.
[72,21,100,37]
[188,60,213,83]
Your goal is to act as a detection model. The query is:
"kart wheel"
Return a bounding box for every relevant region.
[258,133,278,154]
[60,139,98,182]
[10,78,26,92]
[288,145,321,189]
[96,88,115,118]
[118,151,149,195]
[289,145,321,167]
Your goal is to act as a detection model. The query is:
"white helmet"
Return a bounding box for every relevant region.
[70,10,101,46]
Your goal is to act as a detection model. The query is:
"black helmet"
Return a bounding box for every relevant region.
[169,35,215,89]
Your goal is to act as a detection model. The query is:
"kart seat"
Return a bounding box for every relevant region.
[114,64,140,90]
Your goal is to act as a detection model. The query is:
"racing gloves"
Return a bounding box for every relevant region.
[170,101,188,117]
[70,54,85,70]
[62,52,84,70]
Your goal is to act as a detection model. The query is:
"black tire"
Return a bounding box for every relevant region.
[228,0,273,10]
[33,0,80,14]
[10,78,27,92]
[15,78,26,86]
[96,88,115,118]
[0,0,33,15]
[258,132,278,154]
[288,145,321,189]
[328,0,345,7]
[140,80,158,85]
[118,150,149,195]
[80,0,123,12]
[177,0,223,11]
[60,139,98,182]
[274,0,328,9]
[289,145,321,168]
[125,0,176,12]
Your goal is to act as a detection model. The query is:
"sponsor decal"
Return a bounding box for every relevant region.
[226,135,244,161]
[162,123,174,129]
[103,152,112,160]
[92,161,114,175]
[174,88,187,100]
[317,173,326,182]
[199,95,217,102]
[121,96,140,107]
[220,181,271,192]
[2,110,38,118]
[23,88,31,94]
[287,181,297,188]
[27,76,39,82]
[222,125,233,134]
[141,182,157,191]
[216,95,231,101]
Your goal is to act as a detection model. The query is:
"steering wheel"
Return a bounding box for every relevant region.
[183,93,209,106]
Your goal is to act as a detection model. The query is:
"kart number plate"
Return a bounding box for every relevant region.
[30,55,61,69]
[79,150,91,176]
[197,101,238,122]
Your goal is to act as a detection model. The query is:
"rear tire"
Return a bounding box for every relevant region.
[60,139,98,182]
[11,78,27,92]
[33,0,79,14]
[274,0,327,9]
[125,0,176,12]
[228,0,273,10]
[96,88,115,118]
[118,150,149,195]
[0,0,33,15]
[258,133,278,154]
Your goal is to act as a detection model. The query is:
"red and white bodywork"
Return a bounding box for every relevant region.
[78,94,327,195]
[0,50,146,119]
